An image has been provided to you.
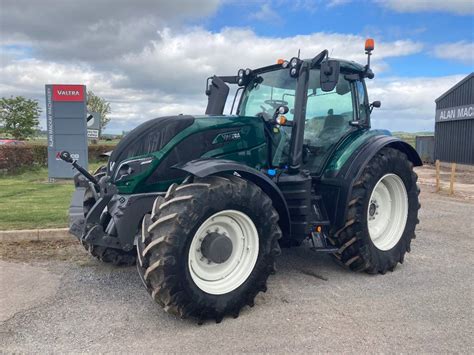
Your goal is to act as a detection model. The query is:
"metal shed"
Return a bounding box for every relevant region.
[415,135,435,163]
[434,73,474,165]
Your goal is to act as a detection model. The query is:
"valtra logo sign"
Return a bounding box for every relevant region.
[52,84,85,101]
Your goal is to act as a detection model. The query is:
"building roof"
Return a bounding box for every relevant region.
[435,72,474,103]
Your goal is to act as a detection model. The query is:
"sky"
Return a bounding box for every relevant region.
[0,0,473,133]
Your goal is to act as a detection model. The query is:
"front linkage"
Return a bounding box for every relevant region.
[61,151,160,265]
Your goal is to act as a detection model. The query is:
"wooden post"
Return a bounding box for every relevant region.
[435,160,440,192]
[449,162,456,195]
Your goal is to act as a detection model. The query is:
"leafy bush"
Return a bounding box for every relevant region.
[0,144,115,174]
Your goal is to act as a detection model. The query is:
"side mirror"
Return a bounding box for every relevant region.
[320,60,340,92]
[370,100,381,113]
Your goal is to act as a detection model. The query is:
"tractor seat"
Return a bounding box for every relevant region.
[322,114,344,131]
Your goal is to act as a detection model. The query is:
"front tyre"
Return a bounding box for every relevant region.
[330,147,420,274]
[137,175,281,322]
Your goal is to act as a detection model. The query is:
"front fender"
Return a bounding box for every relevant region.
[175,158,291,237]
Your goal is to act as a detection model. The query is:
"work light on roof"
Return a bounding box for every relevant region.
[236,68,253,86]
[290,57,299,67]
[289,57,301,78]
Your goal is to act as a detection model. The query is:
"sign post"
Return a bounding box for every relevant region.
[45,84,88,179]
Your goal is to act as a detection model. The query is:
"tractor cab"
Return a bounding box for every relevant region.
[235,59,370,174]
[205,42,376,177]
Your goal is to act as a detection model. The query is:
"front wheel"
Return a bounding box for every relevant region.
[137,175,281,322]
[330,147,420,274]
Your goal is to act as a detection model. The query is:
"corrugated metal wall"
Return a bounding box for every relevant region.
[416,136,435,163]
[434,120,474,164]
[434,74,474,165]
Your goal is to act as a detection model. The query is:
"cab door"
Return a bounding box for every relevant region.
[302,70,358,174]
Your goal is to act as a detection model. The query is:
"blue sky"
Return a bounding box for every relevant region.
[205,1,473,77]
[0,0,473,133]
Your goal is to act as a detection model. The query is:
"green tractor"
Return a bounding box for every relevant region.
[61,39,421,323]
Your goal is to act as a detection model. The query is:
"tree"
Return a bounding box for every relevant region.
[0,96,41,140]
[87,90,112,132]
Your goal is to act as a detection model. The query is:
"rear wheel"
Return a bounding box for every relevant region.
[330,147,420,274]
[137,175,281,322]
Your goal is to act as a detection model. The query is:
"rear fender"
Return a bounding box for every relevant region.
[175,159,291,237]
[322,135,422,231]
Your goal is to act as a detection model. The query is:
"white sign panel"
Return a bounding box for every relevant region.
[435,104,474,122]
[87,129,99,138]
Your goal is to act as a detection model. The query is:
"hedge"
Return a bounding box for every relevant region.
[0,144,115,174]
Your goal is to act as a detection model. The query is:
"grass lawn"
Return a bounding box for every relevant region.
[0,164,100,230]
[0,132,423,231]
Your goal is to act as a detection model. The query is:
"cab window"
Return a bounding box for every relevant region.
[303,70,355,173]
[356,80,369,122]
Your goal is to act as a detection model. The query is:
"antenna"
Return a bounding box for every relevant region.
[297,49,300,58]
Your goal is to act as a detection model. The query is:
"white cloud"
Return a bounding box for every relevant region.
[118,28,422,93]
[433,41,474,65]
[249,3,282,22]
[1,28,426,133]
[0,0,221,61]
[368,74,466,132]
[375,0,474,15]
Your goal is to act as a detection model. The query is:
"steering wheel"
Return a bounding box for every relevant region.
[264,99,288,109]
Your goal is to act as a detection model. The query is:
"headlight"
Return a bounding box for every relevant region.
[238,69,244,77]
[114,157,154,182]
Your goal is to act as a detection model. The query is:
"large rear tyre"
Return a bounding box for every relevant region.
[330,147,420,274]
[137,175,281,322]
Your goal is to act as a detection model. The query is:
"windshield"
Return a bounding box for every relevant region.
[238,68,296,120]
[238,69,297,167]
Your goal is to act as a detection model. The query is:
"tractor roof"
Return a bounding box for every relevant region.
[253,58,366,74]
[329,58,366,73]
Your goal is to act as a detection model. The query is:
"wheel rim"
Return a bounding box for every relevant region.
[188,210,259,295]
[367,174,408,251]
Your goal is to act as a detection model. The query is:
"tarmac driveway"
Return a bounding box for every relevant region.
[0,189,473,353]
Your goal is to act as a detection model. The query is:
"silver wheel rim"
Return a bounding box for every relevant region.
[188,210,259,295]
[367,174,408,251]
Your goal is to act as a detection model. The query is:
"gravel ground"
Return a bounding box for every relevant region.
[0,188,473,353]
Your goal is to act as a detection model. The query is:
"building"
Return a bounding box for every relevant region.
[415,135,435,163]
[434,73,474,165]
